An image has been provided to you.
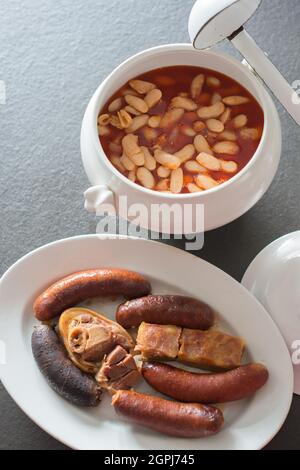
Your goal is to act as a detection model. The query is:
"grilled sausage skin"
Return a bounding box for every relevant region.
[142,362,269,403]
[32,325,102,407]
[116,295,214,329]
[34,268,151,321]
[112,389,223,438]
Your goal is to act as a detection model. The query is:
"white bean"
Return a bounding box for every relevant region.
[184,160,206,173]
[196,152,221,171]
[223,96,250,106]
[154,150,181,170]
[128,169,136,182]
[206,77,221,88]
[98,114,110,126]
[233,114,248,128]
[111,156,125,173]
[124,105,141,116]
[118,109,133,129]
[240,127,261,140]
[194,135,213,155]
[137,167,155,189]
[221,160,238,173]
[170,96,198,111]
[175,144,195,163]
[121,88,139,97]
[145,89,162,109]
[195,174,218,190]
[126,114,149,133]
[187,183,203,193]
[220,108,231,124]
[125,95,149,114]
[122,133,139,156]
[206,119,224,133]
[128,153,145,167]
[143,126,158,141]
[141,146,157,171]
[213,141,240,155]
[148,115,161,128]
[157,166,171,178]
[120,154,136,171]
[170,168,183,194]
[218,130,237,141]
[160,108,184,128]
[98,125,110,136]
[129,80,156,94]
[122,134,145,166]
[191,74,205,99]
[181,125,196,137]
[108,98,123,113]
[110,115,124,129]
[197,101,225,119]
[211,93,222,105]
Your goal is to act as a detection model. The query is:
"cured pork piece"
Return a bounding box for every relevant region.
[135,322,245,369]
[135,322,181,360]
[178,329,245,370]
[59,307,134,374]
[96,345,140,391]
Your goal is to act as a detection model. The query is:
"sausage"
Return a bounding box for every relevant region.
[142,362,269,404]
[32,325,102,407]
[33,268,151,321]
[116,295,214,329]
[112,390,223,438]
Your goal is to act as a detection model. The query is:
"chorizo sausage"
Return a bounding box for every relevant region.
[116,295,214,329]
[34,268,151,321]
[142,362,269,404]
[32,325,102,407]
[112,390,223,438]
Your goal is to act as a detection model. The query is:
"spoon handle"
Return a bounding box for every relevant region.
[231,28,300,126]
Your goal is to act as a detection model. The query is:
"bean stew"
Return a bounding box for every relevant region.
[98,66,264,194]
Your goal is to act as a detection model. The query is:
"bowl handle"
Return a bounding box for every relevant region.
[84,185,116,215]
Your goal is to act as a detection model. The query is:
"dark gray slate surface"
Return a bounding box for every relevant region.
[0,0,299,450]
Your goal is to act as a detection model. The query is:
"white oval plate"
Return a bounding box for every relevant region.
[0,235,293,450]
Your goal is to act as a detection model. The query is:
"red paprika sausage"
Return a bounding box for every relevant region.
[112,389,223,438]
[116,295,214,329]
[142,362,269,403]
[34,268,151,321]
